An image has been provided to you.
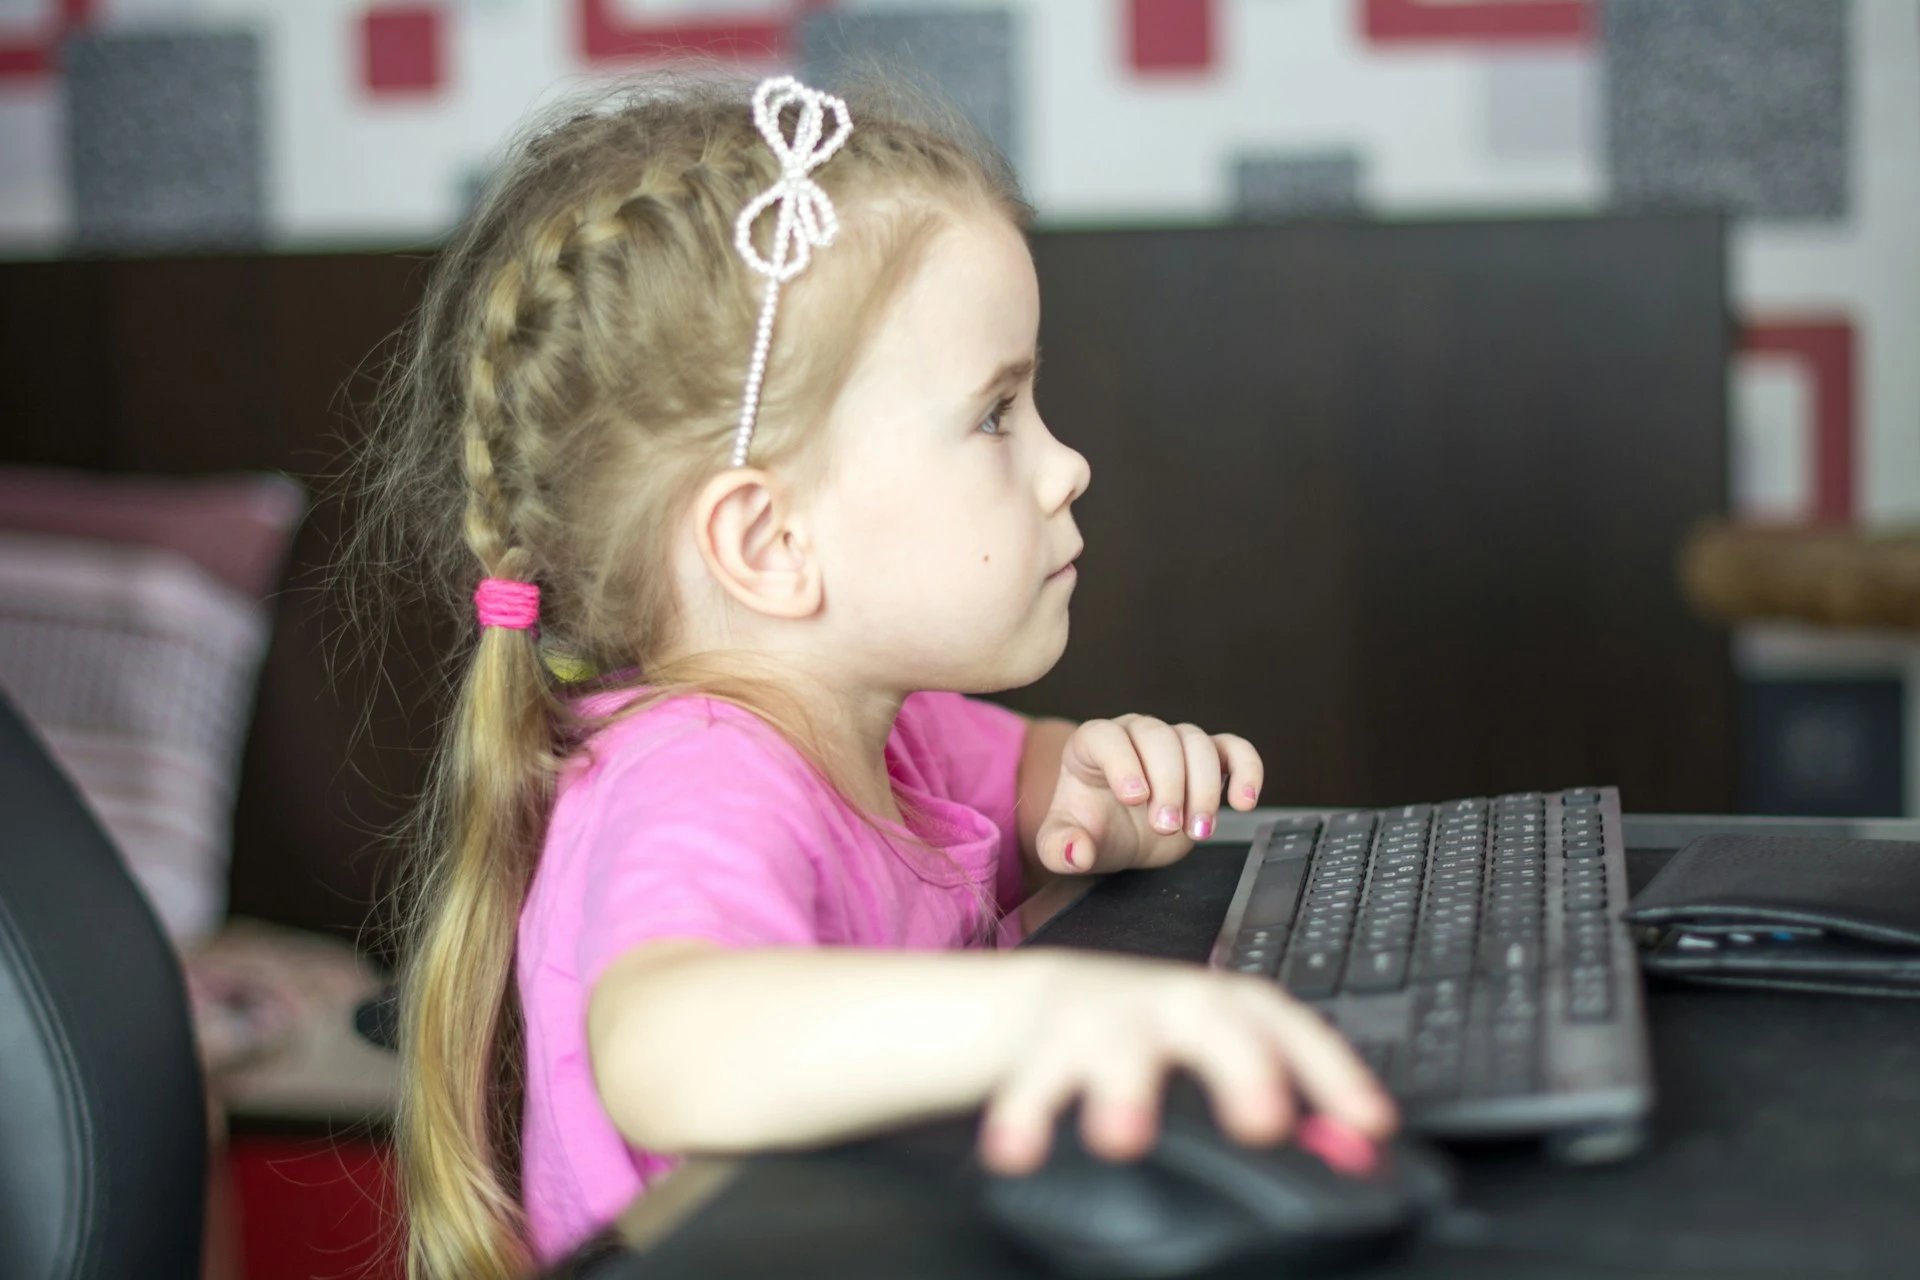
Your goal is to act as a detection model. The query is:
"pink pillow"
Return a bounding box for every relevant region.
[0,469,304,946]
[0,467,303,599]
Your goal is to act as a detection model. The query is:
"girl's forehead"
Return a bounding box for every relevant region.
[825,213,1036,395]
[810,214,1038,454]
[891,218,1038,355]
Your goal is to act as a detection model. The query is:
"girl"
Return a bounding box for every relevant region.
[355,67,1395,1280]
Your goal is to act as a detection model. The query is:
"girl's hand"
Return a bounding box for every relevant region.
[979,951,1397,1174]
[1034,714,1263,875]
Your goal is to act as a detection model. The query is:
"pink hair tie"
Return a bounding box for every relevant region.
[474,577,540,631]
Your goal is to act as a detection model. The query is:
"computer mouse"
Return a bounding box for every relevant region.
[978,1073,1453,1280]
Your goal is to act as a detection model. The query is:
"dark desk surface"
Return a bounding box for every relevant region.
[575,814,1920,1280]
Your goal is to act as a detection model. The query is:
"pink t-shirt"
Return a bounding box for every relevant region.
[515,687,1031,1264]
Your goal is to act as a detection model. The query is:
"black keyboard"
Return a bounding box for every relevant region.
[1209,787,1652,1162]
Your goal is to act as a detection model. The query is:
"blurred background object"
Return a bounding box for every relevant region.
[0,3,1916,1277]
[1682,521,1920,633]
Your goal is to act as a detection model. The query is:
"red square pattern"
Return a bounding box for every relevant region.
[1129,0,1214,74]
[0,0,93,79]
[1363,0,1590,45]
[580,0,834,64]
[1739,319,1859,524]
[362,5,444,96]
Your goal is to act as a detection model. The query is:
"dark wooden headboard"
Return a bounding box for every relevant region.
[0,215,1734,952]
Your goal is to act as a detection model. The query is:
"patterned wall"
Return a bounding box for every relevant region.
[3,0,1918,805]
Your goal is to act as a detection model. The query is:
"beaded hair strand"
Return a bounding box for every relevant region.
[728,76,854,467]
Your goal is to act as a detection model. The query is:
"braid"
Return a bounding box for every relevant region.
[461,204,596,580]
[458,156,719,573]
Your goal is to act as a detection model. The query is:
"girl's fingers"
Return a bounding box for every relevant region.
[1062,719,1149,806]
[1245,989,1398,1138]
[1166,1022,1294,1147]
[1040,818,1100,874]
[1175,724,1222,840]
[1078,1036,1166,1161]
[1119,716,1189,835]
[1215,734,1264,810]
[979,1057,1083,1177]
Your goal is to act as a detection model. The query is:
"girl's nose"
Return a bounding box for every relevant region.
[1043,430,1090,511]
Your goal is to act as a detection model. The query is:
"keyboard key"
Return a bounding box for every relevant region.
[1461,986,1539,1097]
[1402,983,1469,1098]
[1568,990,1613,1021]
[1327,811,1378,838]
[1231,944,1283,977]
[1566,965,1613,1021]
[1350,1040,1395,1086]
[1265,834,1316,861]
[1413,948,1473,981]
[1282,949,1343,999]
[1244,856,1310,930]
[1483,937,1538,972]
[1344,948,1409,994]
[1563,788,1604,806]
[1485,1048,1538,1095]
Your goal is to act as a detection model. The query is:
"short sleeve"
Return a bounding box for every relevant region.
[898,691,1030,907]
[570,720,825,991]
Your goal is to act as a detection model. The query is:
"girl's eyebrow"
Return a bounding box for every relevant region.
[972,345,1042,397]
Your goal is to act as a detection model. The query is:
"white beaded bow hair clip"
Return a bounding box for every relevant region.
[729,75,854,468]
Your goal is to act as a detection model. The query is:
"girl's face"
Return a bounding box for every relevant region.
[806,211,1092,695]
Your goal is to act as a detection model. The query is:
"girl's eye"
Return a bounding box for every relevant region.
[979,394,1017,437]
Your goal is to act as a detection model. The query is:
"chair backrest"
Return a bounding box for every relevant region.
[0,692,206,1279]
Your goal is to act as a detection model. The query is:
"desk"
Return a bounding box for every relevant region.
[568,814,1920,1280]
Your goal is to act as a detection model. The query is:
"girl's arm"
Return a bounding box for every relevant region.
[588,938,1067,1153]
[1015,714,1077,896]
[589,936,1399,1170]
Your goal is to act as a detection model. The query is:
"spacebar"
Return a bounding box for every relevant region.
[1242,855,1309,932]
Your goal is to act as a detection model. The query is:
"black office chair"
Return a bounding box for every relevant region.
[0,692,207,1279]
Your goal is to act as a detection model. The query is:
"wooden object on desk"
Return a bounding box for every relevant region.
[1679,520,1920,631]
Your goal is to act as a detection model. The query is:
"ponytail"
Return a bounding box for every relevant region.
[395,590,558,1280]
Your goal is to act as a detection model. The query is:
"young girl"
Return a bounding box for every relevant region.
[358,67,1396,1280]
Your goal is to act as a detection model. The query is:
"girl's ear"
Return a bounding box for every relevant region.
[691,468,823,620]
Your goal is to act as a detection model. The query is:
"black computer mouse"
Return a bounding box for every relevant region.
[979,1074,1454,1280]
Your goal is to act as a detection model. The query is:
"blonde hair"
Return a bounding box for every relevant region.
[342,62,1033,1280]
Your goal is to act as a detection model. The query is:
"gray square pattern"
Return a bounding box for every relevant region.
[798,9,1020,179]
[66,30,265,251]
[1604,0,1848,221]
[1486,52,1596,159]
[1231,152,1362,220]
